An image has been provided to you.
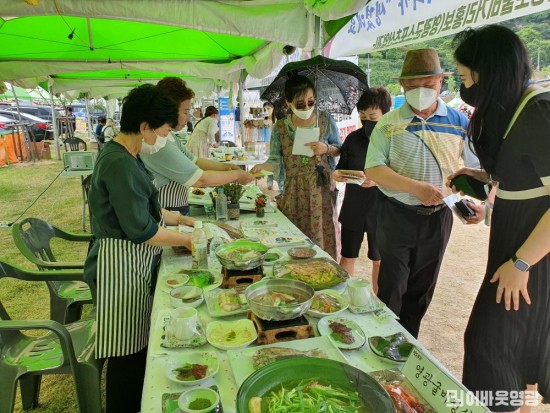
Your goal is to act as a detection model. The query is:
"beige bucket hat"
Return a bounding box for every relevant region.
[396,48,453,79]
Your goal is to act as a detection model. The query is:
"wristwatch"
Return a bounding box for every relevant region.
[512,254,531,272]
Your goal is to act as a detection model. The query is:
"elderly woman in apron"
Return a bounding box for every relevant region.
[141,77,253,216]
[251,75,341,258]
[84,84,195,412]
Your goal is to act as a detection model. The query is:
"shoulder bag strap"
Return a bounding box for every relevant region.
[503,88,548,140]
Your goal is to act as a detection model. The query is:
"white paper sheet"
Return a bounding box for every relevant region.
[292,127,320,157]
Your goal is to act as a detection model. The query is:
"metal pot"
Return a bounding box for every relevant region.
[215,239,268,270]
[245,278,315,321]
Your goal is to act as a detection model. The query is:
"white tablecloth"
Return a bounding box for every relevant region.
[141,210,466,413]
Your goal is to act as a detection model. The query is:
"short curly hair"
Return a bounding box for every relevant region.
[156,77,195,103]
[120,84,179,133]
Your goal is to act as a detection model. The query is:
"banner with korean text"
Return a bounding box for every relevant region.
[327,0,550,57]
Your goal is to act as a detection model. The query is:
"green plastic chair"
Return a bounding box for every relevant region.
[11,218,93,324]
[0,261,103,413]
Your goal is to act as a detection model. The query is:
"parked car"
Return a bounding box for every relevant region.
[0,114,18,130]
[67,104,106,122]
[0,110,53,142]
[5,105,62,122]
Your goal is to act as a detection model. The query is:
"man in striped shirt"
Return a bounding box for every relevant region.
[365,48,479,338]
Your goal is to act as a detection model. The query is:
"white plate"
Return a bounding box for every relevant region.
[206,319,257,351]
[165,351,219,385]
[204,288,249,317]
[306,289,349,318]
[317,316,366,350]
[367,333,413,364]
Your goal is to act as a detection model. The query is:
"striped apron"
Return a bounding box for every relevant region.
[95,238,162,358]
[158,180,189,213]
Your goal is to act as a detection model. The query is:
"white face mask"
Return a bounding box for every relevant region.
[405,87,438,111]
[291,105,315,120]
[140,130,168,155]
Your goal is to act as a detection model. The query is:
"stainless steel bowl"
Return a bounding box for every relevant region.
[245,278,315,321]
[215,239,268,270]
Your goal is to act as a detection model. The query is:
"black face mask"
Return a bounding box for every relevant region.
[460,83,481,107]
[361,119,377,136]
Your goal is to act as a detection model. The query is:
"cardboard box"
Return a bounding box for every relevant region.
[29,141,52,160]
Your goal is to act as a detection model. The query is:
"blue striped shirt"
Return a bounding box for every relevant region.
[365,99,480,205]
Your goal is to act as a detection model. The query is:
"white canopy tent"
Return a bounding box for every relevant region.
[0,0,367,89]
[0,0,368,159]
[47,75,226,100]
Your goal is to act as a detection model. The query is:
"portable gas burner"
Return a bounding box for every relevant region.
[221,266,264,289]
[248,312,314,345]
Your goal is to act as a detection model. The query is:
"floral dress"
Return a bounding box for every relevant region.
[268,111,341,259]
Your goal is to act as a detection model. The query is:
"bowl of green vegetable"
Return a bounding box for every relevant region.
[178,387,219,413]
[215,239,268,270]
[237,358,396,413]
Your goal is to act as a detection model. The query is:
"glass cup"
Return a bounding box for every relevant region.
[346,278,373,309]
[166,307,199,341]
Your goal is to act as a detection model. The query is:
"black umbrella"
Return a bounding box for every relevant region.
[261,55,369,116]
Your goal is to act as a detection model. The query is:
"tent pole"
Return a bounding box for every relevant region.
[84,94,93,142]
[10,83,34,162]
[312,15,324,57]
[49,85,61,160]
[11,83,22,118]
[238,70,245,147]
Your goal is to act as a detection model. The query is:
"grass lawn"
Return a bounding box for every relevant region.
[0,158,96,413]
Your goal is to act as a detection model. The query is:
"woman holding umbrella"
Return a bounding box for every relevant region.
[251,75,341,258]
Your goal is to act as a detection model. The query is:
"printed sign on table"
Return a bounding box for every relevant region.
[402,348,490,413]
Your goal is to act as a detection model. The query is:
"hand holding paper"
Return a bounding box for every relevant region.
[305,141,327,156]
[250,170,274,179]
[334,169,366,186]
[292,127,320,157]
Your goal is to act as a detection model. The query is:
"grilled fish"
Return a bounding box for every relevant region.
[252,346,327,369]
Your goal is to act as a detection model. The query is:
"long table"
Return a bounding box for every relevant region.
[141,210,482,413]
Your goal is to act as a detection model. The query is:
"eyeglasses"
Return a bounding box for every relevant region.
[294,99,316,110]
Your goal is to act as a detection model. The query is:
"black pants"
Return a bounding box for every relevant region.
[106,346,148,413]
[376,198,453,338]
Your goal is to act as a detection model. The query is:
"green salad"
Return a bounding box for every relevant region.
[179,270,215,288]
[248,379,368,413]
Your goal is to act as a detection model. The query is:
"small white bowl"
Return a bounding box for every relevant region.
[178,387,219,413]
[163,273,189,290]
[262,248,284,266]
[170,286,204,308]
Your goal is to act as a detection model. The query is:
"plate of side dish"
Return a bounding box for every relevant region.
[317,316,366,350]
